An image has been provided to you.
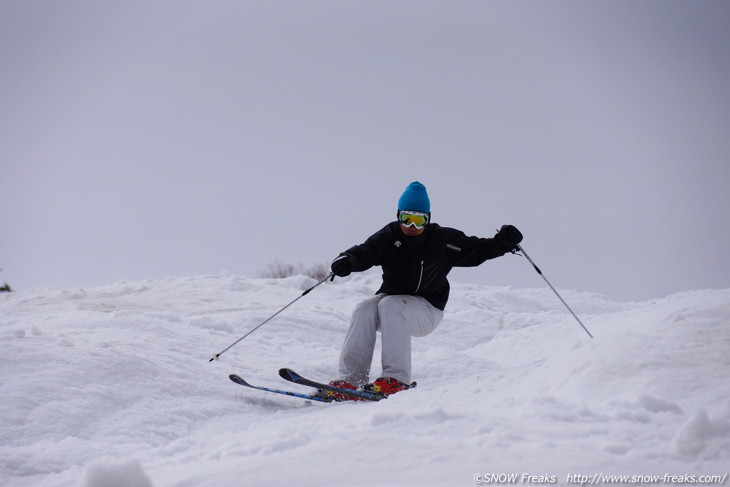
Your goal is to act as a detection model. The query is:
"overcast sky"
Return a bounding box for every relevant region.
[2,1,729,302]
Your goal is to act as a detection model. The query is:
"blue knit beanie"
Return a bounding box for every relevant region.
[398,181,430,213]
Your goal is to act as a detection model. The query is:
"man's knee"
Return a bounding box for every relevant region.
[377,295,410,315]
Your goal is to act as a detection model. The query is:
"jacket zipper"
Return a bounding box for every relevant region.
[415,260,424,293]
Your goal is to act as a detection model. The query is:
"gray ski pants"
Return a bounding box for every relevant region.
[338,293,444,386]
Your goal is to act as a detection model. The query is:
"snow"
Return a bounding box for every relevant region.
[1,273,729,487]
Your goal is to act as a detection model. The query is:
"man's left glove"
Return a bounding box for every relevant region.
[495,224,523,252]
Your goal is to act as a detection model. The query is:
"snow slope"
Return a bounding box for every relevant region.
[1,273,729,487]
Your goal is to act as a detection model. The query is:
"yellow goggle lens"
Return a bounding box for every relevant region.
[399,211,429,228]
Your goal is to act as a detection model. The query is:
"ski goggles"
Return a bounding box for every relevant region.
[398,210,429,229]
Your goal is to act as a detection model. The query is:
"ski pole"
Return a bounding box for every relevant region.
[516,244,594,339]
[209,272,335,362]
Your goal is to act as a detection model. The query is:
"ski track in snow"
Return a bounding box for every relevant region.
[1,272,729,486]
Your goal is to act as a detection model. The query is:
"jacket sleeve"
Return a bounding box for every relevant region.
[442,227,510,267]
[339,223,394,272]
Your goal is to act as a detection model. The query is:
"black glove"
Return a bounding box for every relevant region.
[331,254,355,277]
[495,225,523,252]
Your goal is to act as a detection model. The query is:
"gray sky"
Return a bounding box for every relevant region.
[2,1,729,301]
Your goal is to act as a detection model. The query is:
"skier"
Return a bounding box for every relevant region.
[326,181,523,398]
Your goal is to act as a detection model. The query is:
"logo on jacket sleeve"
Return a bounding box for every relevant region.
[446,243,461,252]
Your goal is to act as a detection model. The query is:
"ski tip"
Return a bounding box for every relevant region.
[278,368,297,380]
[229,374,249,386]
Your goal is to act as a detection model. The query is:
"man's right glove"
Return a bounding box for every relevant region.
[331,254,355,277]
[495,224,523,252]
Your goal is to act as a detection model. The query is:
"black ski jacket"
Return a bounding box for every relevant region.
[339,222,511,310]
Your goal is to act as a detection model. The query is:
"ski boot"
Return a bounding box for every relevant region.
[363,377,411,396]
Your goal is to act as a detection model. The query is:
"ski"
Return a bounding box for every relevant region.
[229,369,417,404]
[279,367,415,402]
[229,374,334,403]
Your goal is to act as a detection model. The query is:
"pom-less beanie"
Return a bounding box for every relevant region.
[397,181,430,213]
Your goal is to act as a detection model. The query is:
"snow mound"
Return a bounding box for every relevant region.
[79,459,153,487]
[1,273,728,486]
